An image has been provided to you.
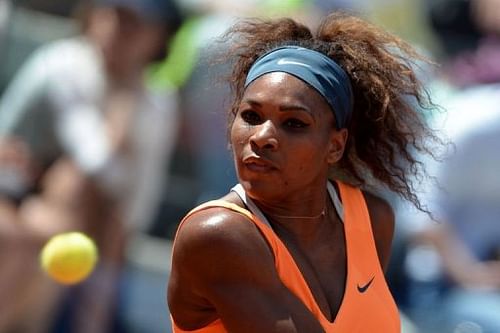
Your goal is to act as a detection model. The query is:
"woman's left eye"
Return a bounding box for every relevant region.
[284,118,309,129]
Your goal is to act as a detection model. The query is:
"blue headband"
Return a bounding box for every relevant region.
[244,46,353,129]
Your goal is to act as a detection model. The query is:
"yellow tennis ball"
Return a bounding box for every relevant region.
[40,232,98,285]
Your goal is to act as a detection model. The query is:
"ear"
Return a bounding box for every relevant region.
[327,128,348,165]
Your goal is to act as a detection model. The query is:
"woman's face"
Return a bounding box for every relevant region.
[231,72,347,201]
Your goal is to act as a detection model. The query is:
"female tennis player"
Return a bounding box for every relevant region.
[168,12,439,333]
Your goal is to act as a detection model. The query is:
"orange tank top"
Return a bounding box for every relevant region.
[171,181,401,332]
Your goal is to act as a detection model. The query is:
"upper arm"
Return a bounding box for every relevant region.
[363,192,395,272]
[168,208,324,333]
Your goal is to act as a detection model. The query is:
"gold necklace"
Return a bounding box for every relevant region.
[270,206,327,219]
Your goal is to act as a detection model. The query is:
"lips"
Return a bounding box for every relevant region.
[242,156,278,173]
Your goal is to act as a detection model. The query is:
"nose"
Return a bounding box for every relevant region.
[250,120,279,151]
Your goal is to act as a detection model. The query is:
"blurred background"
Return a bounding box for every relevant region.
[0,0,500,332]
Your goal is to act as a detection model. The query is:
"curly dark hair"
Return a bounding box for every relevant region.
[221,12,443,213]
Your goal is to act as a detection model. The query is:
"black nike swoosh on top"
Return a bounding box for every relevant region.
[357,276,375,293]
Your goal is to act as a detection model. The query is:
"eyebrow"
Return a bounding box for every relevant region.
[242,99,313,116]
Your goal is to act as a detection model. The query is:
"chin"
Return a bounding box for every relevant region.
[239,178,287,202]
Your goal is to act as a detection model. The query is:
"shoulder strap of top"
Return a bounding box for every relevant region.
[327,181,344,223]
[336,181,373,236]
[336,181,374,264]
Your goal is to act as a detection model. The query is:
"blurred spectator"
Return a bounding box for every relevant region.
[0,0,183,332]
[402,0,500,332]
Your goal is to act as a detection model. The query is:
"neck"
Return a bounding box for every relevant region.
[256,185,327,212]
[268,198,336,247]
[252,186,330,235]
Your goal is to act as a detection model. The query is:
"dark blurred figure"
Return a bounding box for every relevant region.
[402,1,500,332]
[0,0,182,332]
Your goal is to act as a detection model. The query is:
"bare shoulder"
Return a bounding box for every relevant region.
[362,191,395,271]
[170,198,275,284]
[172,204,272,268]
[168,199,276,328]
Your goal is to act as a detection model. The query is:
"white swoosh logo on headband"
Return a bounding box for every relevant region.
[276,59,312,68]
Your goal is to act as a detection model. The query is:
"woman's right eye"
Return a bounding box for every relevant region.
[240,110,262,125]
